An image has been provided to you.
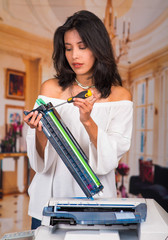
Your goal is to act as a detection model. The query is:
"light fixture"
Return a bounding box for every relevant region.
[104,0,131,63]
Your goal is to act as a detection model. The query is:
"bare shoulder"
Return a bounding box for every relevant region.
[109,86,132,102]
[40,78,62,98]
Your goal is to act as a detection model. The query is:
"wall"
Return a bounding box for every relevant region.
[128,48,168,178]
[0,52,26,194]
[0,24,54,194]
[0,52,25,138]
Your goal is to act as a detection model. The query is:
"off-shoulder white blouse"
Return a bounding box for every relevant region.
[26,95,133,220]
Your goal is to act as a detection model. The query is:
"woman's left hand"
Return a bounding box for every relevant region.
[73,92,97,125]
[73,90,100,148]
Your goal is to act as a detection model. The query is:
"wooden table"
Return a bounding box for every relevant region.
[0,152,28,198]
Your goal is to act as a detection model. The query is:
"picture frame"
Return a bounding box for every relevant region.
[6,68,26,100]
[5,105,24,135]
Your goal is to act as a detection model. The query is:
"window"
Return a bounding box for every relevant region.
[135,77,155,161]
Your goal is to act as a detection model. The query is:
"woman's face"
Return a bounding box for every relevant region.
[64,29,95,78]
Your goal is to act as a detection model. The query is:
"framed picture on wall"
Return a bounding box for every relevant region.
[6,68,26,100]
[5,105,24,135]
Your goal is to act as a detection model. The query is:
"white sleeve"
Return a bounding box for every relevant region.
[26,128,56,174]
[89,103,133,175]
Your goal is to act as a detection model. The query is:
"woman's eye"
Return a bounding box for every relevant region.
[65,48,72,51]
[79,45,87,50]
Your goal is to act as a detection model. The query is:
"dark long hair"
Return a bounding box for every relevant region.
[52,10,122,98]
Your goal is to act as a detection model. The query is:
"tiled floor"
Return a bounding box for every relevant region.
[0,193,31,238]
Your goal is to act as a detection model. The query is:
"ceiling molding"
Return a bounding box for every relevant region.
[129,46,168,79]
[0,23,52,61]
[131,8,168,41]
[29,0,61,33]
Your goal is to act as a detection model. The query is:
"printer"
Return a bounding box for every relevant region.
[3,96,167,240]
[33,197,167,240]
[3,197,168,240]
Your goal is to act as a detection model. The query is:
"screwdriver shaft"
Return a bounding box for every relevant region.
[48,90,92,111]
[48,101,67,110]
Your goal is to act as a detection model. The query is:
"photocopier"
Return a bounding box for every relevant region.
[2,94,168,240]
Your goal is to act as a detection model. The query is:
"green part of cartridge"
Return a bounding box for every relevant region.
[36,98,101,187]
[36,98,46,105]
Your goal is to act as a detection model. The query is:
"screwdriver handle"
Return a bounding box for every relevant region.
[67,90,92,103]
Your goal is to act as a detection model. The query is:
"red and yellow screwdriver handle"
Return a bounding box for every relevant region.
[67,89,92,103]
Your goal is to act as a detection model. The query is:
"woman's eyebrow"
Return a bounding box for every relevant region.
[64,41,84,45]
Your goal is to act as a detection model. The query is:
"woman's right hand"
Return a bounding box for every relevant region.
[24,110,43,131]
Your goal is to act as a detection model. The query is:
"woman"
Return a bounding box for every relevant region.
[24,10,133,229]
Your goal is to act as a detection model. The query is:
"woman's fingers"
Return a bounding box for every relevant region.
[30,111,42,127]
[73,99,92,111]
[73,98,94,124]
[24,110,43,130]
[37,121,43,131]
[29,111,38,125]
[24,111,33,123]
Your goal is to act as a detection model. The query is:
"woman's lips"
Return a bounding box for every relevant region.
[72,63,83,68]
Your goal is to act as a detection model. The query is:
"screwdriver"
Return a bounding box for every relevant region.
[24,90,92,118]
[47,89,92,110]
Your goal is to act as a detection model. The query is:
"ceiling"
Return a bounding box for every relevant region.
[0,0,168,64]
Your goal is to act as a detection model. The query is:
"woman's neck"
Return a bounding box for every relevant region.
[75,76,94,89]
[75,78,95,90]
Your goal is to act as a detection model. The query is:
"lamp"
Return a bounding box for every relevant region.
[104,0,131,63]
